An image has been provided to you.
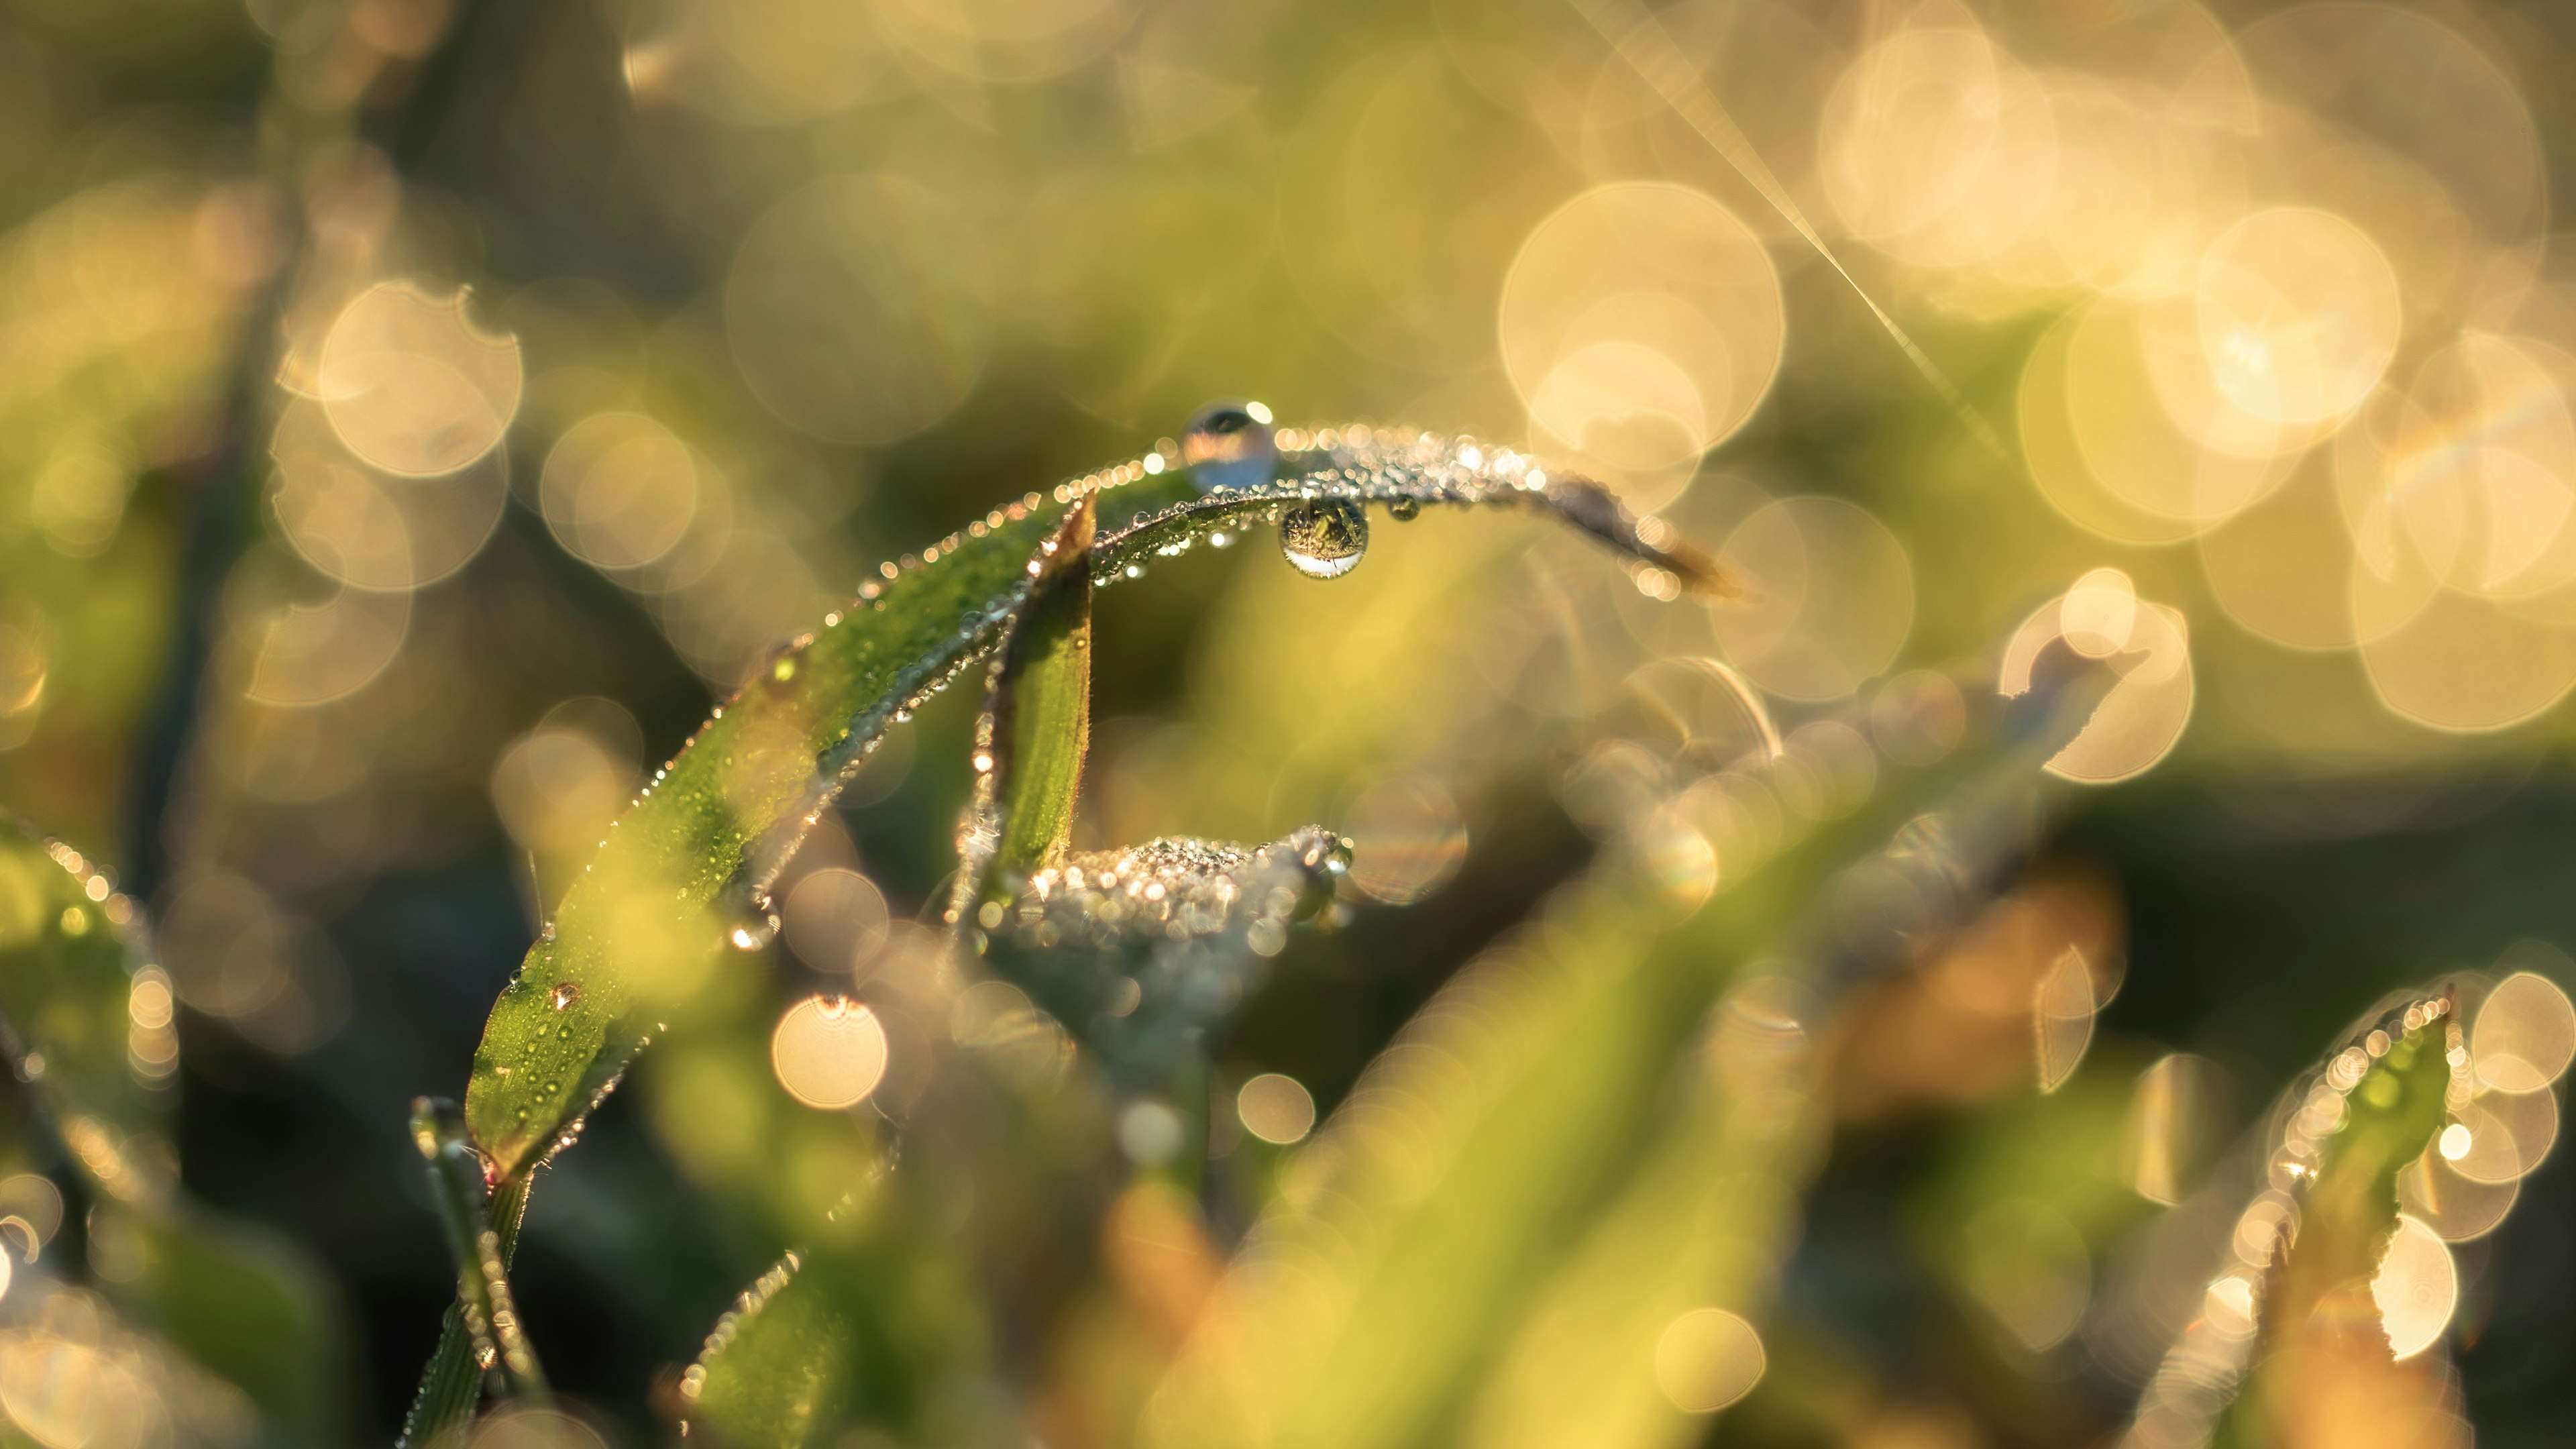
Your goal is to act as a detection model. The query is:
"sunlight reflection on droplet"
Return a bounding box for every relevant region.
[2369,1213,2457,1361]
[270,401,506,594]
[1819,15,2058,270]
[2397,1148,2518,1242]
[1652,1307,1764,1415]
[770,996,889,1110]
[316,281,523,478]
[2060,568,2139,658]
[2443,1090,2557,1186]
[470,1403,612,1449]
[1236,1073,1317,1146]
[1119,1099,1187,1165]
[240,576,411,708]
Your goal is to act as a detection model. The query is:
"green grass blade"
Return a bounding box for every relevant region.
[1148,692,2085,1449]
[462,494,1075,1181]
[413,1098,547,1403]
[462,425,1725,1187]
[680,1252,863,1449]
[2164,998,2462,1449]
[399,1175,533,1449]
[973,498,1097,883]
[439,423,1746,1434]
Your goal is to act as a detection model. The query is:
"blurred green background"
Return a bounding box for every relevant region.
[0,0,2572,1444]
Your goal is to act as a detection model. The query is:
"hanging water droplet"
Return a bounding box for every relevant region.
[549,983,580,1012]
[1387,497,1421,522]
[731,904,782,951]
[1181,400,1278,492]
[1280,498,1368,580]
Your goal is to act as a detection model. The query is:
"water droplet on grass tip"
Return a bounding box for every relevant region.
[1181,400,1278,492]
[731,905,781,951]
[1388,497,1421,522]
[1281,498,1368,580]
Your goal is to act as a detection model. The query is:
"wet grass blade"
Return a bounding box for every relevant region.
[970,498,1096,886]
[2170,999,2462,1449]
[1150,688,2086,1449]
[463,427,1729,1189]
[414,1098,547,1403]
[462,494,1076,1182]
[680,1253,862,1449]
[438,423,1740,1434]
[399,1175,534,1449]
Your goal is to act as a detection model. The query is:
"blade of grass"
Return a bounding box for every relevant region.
[399,1175,534,1449]
[2125,997,2463,1449]
[1149,678,2100,1449]
[968,498,1097,889]
[680,1252,863,1449]
[463,426,1728,1188]
[413,1098,547,1402]
[443,425,1741,1432]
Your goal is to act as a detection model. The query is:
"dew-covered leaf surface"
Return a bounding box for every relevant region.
[977,829,1351,1081]
[462,425,1725,1186]
[2190,1000,2459,1449]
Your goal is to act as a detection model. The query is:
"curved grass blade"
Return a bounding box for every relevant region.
[961,498,1097,894]
[437,422,1741,1428]
[2120,996,2463,1449]
[0,822,346,1440]
[462,493,1077,1181]
[679,1252,862,1449]
[1147,679,2096,1449]
[464,424,1729,1188]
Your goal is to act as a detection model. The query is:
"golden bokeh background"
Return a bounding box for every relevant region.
[0,0,2573,1444]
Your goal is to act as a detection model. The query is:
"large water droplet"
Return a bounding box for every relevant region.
[549,983,580,1012]
[1181,400,1278,492]
[1280,499,1368,580]
[1387,497,1421,522]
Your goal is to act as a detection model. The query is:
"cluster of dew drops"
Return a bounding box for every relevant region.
[1177,400,1374,580]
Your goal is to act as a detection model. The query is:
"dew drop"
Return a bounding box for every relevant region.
[731,907,782,951]
[1387,497,1421,523]
[1181,400,1278,492]
[549,983,580,1012]
[1280,498,1368,580]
